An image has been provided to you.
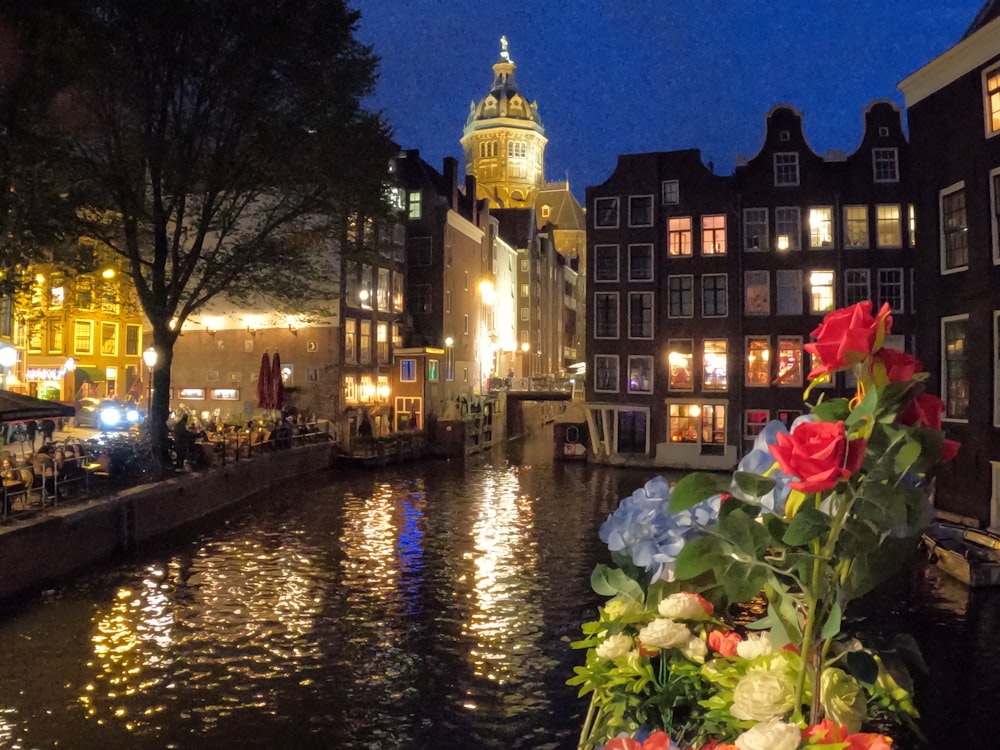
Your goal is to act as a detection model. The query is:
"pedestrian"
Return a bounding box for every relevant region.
[25,420,37,451]
[40,418,56,445]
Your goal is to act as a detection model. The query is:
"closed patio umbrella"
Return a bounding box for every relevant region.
[257,352,273,409]
[270,350,284,411]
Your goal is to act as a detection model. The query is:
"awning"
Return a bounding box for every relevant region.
[0,391,76,423]
[73,366,105,384]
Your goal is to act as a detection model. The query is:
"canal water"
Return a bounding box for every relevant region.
[0,429,997,749]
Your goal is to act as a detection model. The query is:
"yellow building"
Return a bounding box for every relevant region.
[461,36,547,208]
[5,264,145,404]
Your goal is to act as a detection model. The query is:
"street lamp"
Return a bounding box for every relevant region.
[142,346,158,416]
[63,357,76,401]
[0,345,17,391]
[520,341,530,377]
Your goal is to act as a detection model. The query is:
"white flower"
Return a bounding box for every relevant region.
[731,670,795,722]
[681,635,708,663]
[658,592,712,620]
[595,633,633,660]
[637,618,691,649]
[735,718,801,750]
[736,631,775,660]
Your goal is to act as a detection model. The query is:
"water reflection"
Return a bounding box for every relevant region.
[0,441,996,749]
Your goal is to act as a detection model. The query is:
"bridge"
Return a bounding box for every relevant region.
[490,377,575,402]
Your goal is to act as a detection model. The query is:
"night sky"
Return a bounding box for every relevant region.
[353,0,986,197]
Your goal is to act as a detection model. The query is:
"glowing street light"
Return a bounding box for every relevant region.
[0,345,17,391]
[142,347,158,413]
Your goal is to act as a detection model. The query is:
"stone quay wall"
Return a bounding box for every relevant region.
[0,443,333,602]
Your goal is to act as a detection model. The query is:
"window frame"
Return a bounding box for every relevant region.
[594,197,620,229]
[939,182,969,273]
[983,64,1000,138]
[667,339,694,392]
[773,152,800,186]
[876,203,902,249]
[594,244,620,282]
[744,270,770,316]
[661,180,679,205]
[628,194,654,227]
[746,336,770,387]
[626,355,654,394]
[593,291,620,339]
[701,214,727,256]
[843,269,871,308]
[942,314,969,422]
[743,207,769,252]
[877,268,905,313]
[628,291,654,340]
[702,274,728,318]
[668,216,693,257]
[702,339,728,392]
[808,206,834,249]
[775,269,803,316]
[991,167,1000,266]
[843,205,869,249]
[775,206,801,251]
[627,243,654,282]
[808,269,835,314]
[744,409,770,440]
[667,275,694,319]
[872,148,899,183]
[775,335,803,387]
[594,354,620,393]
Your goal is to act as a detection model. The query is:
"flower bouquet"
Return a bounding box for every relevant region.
[570,302,959,750]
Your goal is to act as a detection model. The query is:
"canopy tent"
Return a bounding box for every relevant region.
[0,391,76,423]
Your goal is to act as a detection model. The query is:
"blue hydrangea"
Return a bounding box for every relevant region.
[732,418,804,516]
[599,476,723,582]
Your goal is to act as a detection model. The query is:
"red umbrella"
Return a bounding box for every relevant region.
[271,350,285,410]
[257,352,273,409]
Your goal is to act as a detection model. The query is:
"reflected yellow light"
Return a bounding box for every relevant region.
[102,268,116,279]
[777,235,790,251]
[690,405,701,417]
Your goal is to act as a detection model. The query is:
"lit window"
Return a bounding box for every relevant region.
[629,195,653,227]
[668,402,712,444]
[743,208,768,251]
[668,217,693,256]
[908,203,917,247]
[594,197,619,228]
[344,319,357,364]
[594,355,619,392]
[667,275,693,318]
[775,207,800,251]
[667,340,693,391]
[746,337,770,386]
[844,206,869,248]
[594,245,619,282]
[628,292,654,339]
[940,184,968,271]
[872,148,899,182]
[343,376,358,403]
[942,315,968,420]
[703,339,727,391]
[809,270,835,313]
[985,66,1000,135]
[701,215,727,255]
[876,204,902,248]
[808,207,833,249]
[661,179,679,205]
[667,216,691,257]
[744,270,770,315]
[774,152,799,186]
[593,292,619,338]
[744,409,769,439]
[775,336,803,387]
[627,356,653,394]
[843,269,870,307]
[702,274,727,317]
[400,359,417,382]
[877,268,904,312]
[407,191,422,220]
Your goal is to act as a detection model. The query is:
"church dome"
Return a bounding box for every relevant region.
[464,36,543,133]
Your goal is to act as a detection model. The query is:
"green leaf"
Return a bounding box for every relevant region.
[591,564,644,600]
[733,471,777,499]
[811,397,851,423]
[893,437,922,475]
[668,472,729,512]
[820,601,842,641]
[782,507,831,546]
[673,535,725,580]
[720,507,771,557]
[845,387,878,429]
[846,649,879,686]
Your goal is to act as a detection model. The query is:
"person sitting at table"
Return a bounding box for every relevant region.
[2,456,23,517]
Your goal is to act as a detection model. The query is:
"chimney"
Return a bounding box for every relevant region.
[465,174,478,224]
[443,157,459,210]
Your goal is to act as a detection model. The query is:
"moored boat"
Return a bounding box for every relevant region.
[921,522,1000,588]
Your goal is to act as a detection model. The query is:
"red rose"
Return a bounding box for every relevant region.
[873,347,922,383]
[899,393,943,429]
[707,629,741,657]
[898,394,961,460]
[804,301,893,380]
[769,420,864,493]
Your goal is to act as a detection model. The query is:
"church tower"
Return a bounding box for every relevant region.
[461,37,547,208]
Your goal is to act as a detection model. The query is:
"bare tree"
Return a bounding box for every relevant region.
[7,0,394,460]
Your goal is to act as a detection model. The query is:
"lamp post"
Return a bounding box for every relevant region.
[142,346,158,418]
[0,345,17,391]
[520,341,530,378]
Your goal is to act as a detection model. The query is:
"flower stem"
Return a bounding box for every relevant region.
[577,691,598,750]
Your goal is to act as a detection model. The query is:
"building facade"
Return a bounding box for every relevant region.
[900,1,1000,528]
[585,103,916,468]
